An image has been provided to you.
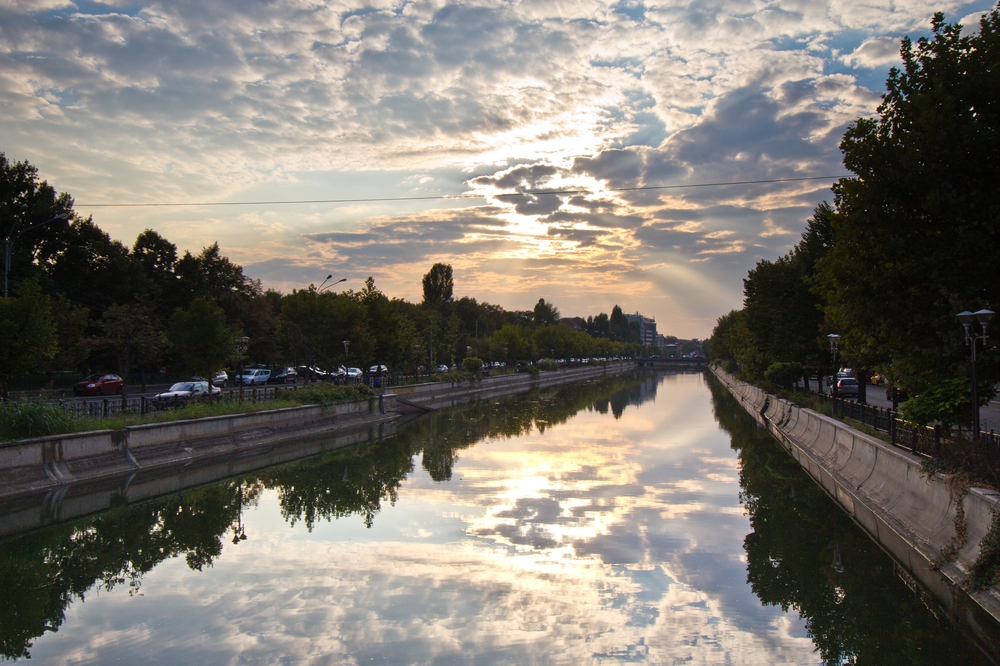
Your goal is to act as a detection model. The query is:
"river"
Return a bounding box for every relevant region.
[0,371,991,664]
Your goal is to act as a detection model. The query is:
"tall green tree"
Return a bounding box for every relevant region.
[99,304,166,394]
[421,263,454,306]
[168,298,233,380]
[0,281,56,399]
[817,6,1000,394]
[533,298,560,327]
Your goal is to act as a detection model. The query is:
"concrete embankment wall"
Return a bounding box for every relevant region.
[393,362,634,412]
[0,393,400,502]
[0,363,638,537]
[712,366,1000,649]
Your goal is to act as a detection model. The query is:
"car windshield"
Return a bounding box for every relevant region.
[169,383,195,392]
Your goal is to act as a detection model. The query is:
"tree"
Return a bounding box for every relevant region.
[0,281,56,399]
[168,298,233,380]
[0,153,75,295]
[609,305,630,342]
[360,277,414,374]
[817,6,1000,394]
[421,263,454,306]
[533,298,560,327]
[99,304,166,394]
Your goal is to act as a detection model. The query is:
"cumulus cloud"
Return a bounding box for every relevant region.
[840,36,903,68]
[1,0,992,335]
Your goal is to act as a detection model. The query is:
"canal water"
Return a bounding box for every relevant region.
[0,371,991,664]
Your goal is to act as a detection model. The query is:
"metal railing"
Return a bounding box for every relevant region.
[58,385,297,420]
[812,391,1000,457]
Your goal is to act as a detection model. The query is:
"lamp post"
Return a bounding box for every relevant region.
[827,334,840,415]
[958,309,994,440]
[235,335,250,401]
[342,340,350,381]
[318,276,346,293]
[4,210,69,299]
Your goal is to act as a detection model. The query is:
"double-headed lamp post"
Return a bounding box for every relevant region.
[827,334,841,414]
[957,309,994,440]
[318,275,346,293]
[5,210,69,299]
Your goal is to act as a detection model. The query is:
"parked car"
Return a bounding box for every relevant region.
[346,367,363,380]
[73,374,123,396]
[836,378,859,397]
[268,367,298,384]
[436,364,449,373]
[151,380,220,408]
[240,368,271,386]
[213,370,229,388]
[369,365,388,375]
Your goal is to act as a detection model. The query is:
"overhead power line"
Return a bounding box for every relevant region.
[75,175,848,208]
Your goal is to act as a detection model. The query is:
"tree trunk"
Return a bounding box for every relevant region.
[857,369,868,404]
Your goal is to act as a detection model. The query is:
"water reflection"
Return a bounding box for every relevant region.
[708,376,992,665]
[0,372,653,660]
[0,371,990,664]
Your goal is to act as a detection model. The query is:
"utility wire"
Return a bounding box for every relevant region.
[75,175,848,208]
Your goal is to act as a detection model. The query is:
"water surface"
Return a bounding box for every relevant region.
[0,372,989,664]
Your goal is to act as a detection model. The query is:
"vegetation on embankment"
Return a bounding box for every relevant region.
[0,384,375,442]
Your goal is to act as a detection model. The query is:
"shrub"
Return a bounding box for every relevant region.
[462,356,484,372]
[537,358,559,371]
[0,400,79,441]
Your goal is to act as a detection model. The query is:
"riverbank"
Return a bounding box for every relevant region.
[711,365,1000,656]
[0,362,637,537]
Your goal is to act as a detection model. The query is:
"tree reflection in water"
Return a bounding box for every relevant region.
[708,375,992,666]
[0,371,654,659]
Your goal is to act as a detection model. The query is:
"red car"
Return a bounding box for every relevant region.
[73,374,124,396]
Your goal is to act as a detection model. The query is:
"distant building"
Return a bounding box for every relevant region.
[560,317,586,331]
[625,312,657,346]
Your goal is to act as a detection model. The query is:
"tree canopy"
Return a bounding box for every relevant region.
[709,5,1000,411]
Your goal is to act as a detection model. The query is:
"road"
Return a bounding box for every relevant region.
[812,377,1000,434]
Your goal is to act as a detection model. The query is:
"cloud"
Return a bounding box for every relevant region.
[2,0,993,336]
[840,36,902,68]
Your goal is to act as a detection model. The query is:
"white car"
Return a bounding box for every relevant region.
[240,368,271,385]
[152,380,220,407]
[369,364,388,374]
[213,370,229,388]
[436,364,449,373]
[346,367,363,379]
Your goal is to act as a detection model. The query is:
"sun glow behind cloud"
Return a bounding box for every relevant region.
[2,0,994,335]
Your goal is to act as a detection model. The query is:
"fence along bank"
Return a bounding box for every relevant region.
[711,365,1000,657]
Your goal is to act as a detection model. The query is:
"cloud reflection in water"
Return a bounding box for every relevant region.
[28,373,818,664]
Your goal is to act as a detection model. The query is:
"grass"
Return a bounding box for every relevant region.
[0,384,375,442]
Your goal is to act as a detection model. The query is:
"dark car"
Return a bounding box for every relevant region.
[268,367,298,384]
[73,374,124,396]
[836,378,859,397]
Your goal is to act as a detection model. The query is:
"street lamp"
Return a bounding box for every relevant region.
[958,309,994,440]
[4,210,69,299]
[318,276,346,293]
[827,334,840,415]
[235,335,250,401]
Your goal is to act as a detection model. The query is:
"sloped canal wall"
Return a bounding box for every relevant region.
[712,365,1000,651]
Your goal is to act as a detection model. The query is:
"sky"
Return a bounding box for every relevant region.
[1,0,995,338]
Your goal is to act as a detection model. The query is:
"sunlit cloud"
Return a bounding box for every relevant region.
[1,0,992,335]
